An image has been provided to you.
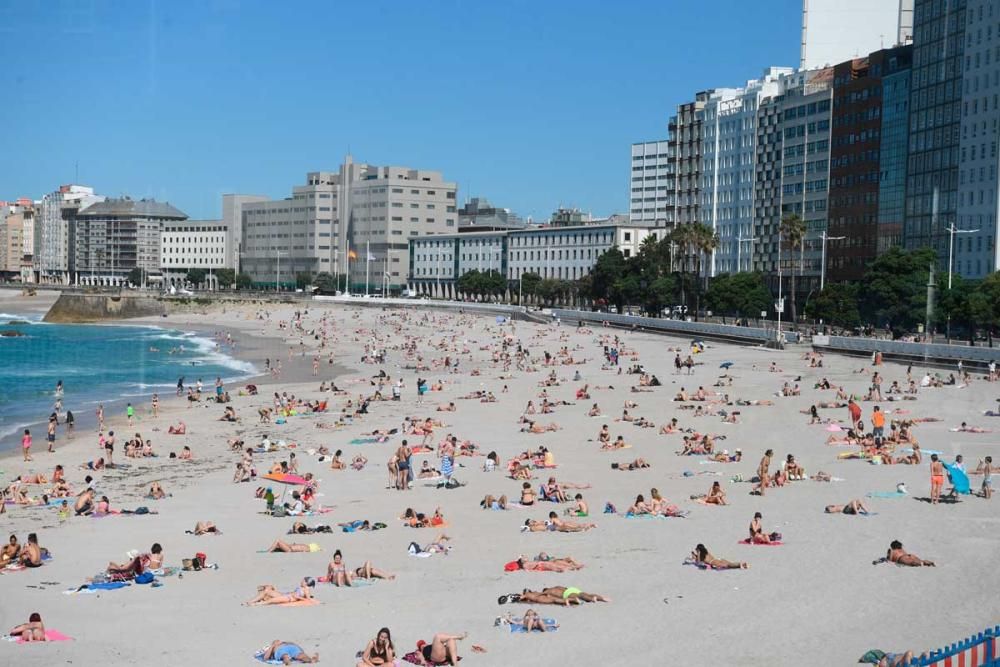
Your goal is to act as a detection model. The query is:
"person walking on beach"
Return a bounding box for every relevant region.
[176,376,184,396]
[65,410,74,437]
[151,394,159,418]
[126,403,135,428]
[871,406,885,447]
[753,449,773,496]
[46,417,56,454]
[21,429,32,462]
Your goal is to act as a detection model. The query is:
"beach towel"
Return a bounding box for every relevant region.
[824,424,844,432]
[1,629,73,643]
[350,438,382,445]
[738,538,783,546]
[261,473,311,486]
[866,491,909,499]
[274,598,321,607]
[624,511,689,519]
[508,618,558,633]
[945,463,971,494]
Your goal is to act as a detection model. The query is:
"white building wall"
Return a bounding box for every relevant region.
[161,220,231,270]
[629,141,674,226]
[801,0,913,70]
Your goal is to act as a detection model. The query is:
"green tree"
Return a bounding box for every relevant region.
[186,268,207,287]
[215,268,236,289]
[587,248,628,309]
[295,271,314,289]
[860,246,936,336]
[126,267,143,287]
[643,274,678,317]
[235,272,253,289]
[779,213,807,325]
[706,272,772,322]
[519,272,542,303]
[457,270,483,299]
[804,282,861,330]
[313,272,338,294]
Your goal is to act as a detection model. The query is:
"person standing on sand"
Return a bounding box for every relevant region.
[21,429,32,462]
[65,410,74,437]
[151,394,159,418]
[96,404,105,432]
[46,417,56,453]
[395,440,412,491]
[929,454,945,504]
[126,402,134,428]
[176,377,184,396]
[105,430,116,467]
[848,399,862,430]
[753,449,773,496]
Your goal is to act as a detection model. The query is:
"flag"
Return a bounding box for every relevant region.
[348,249,357,260]
[367,252,376,261]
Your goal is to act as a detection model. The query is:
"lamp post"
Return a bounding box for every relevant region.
[946,224,979,290]
[274,250,285,292]
[736,235,757,274]
[818,231,845,291]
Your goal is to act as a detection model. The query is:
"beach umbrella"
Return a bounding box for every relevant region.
[719,361,734,369]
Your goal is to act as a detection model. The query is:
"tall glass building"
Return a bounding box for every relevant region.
[903,0,966,263]
[877,47,914,255]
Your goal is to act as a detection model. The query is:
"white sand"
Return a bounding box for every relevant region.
[3,302,999,665]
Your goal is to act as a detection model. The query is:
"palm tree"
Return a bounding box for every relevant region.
[669,225,697,313]
[780,213,807,325]
[692,223,720,321]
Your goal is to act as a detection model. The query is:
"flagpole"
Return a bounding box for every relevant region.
[365,240,370,296]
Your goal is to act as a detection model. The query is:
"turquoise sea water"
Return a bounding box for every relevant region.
[0,312,255,450]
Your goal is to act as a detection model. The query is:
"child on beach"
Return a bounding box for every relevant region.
[21,429,32,462]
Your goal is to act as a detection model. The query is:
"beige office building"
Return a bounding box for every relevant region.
[239,156,458,292]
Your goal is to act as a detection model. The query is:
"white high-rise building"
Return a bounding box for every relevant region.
[629,140,674,226]
[700,68,793,276]
[800,0,914,69]
[37,185,104,284]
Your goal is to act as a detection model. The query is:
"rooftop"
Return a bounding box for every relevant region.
[78,197,188,220]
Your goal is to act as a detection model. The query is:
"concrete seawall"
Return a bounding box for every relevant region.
[43,293,167,323]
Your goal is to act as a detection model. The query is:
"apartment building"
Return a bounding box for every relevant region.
[629,140,674,226]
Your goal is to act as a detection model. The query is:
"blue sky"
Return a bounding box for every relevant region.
[1,0,799,220]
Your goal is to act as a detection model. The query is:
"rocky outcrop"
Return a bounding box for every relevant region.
[43,293,167,323]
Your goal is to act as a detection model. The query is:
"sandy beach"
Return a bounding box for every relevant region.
[2,299,999,665]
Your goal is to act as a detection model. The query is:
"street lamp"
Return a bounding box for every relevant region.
[818,231,845,291]
[946,224,979,289]
[736,235,757,274]
[274,249,286,292]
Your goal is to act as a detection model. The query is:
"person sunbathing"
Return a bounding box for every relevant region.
[147,482,167,500]
[481,494,508,510]
[884,540,935,567]
[564,494,588,516]
[709,449,741,463]
[701,481,727,505]
[353,560,395,581]
[748,512,773,544]
[357,628,395,667]
[259,640,319,664]
[8,613,45,642]
[81,457,106,471]
[951,422,991,433]
[660,418,682,434]
[512,555,583,572]
[602,435,628,450]
[894,444,922,464]
[417,461,439,478]
[520,609,554,632]
[167,421,186,435]
[611,458,650,471]
[265,539,320,553]
[824,499,871,515]
[538,586,610,603]
[436,402,456,412]
[546,511,595,531]
[351,455,368,471]
[587,403,601,417]
[415,633,466,666]
[689,543,747,569]
[189,521,220,535]
[245,578,315,606]
[627,494,653,515]
[521,421,559,433]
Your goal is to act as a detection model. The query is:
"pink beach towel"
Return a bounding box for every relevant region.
[824,424,843,432]
[18,629,73,643]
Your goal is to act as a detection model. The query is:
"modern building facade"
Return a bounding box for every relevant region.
[670,94,711,229]
[37,185,105,284]
[72,198,187,286]
[239,156,458,292]
[955,0,999,277]
[700,68,793,276]
[160,219,232,288]
[903,0,967,267]
[800,0,914,70]
[753,67,835,299]
[407,223,656,298]
[827,45,913,281]
[629,140,674,226]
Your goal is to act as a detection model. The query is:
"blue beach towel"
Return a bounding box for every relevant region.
[509,618,558,633]
[945,464,971,494]
[866,491,908,499]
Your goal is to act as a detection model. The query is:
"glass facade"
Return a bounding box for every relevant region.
[903,0,966,262]
[878,54,913,254]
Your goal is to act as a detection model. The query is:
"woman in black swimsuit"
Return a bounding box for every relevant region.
[357,627,394,666]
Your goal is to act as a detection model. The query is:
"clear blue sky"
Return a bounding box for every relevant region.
[1,0,799,221]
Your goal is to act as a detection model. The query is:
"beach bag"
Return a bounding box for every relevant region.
[272,505,287,517]
[503,560,520,572]
[135,572,154,584]
[135,506,149,515]
[407,542,422,555]
[182,558,194,570]
[769,532,782,542]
